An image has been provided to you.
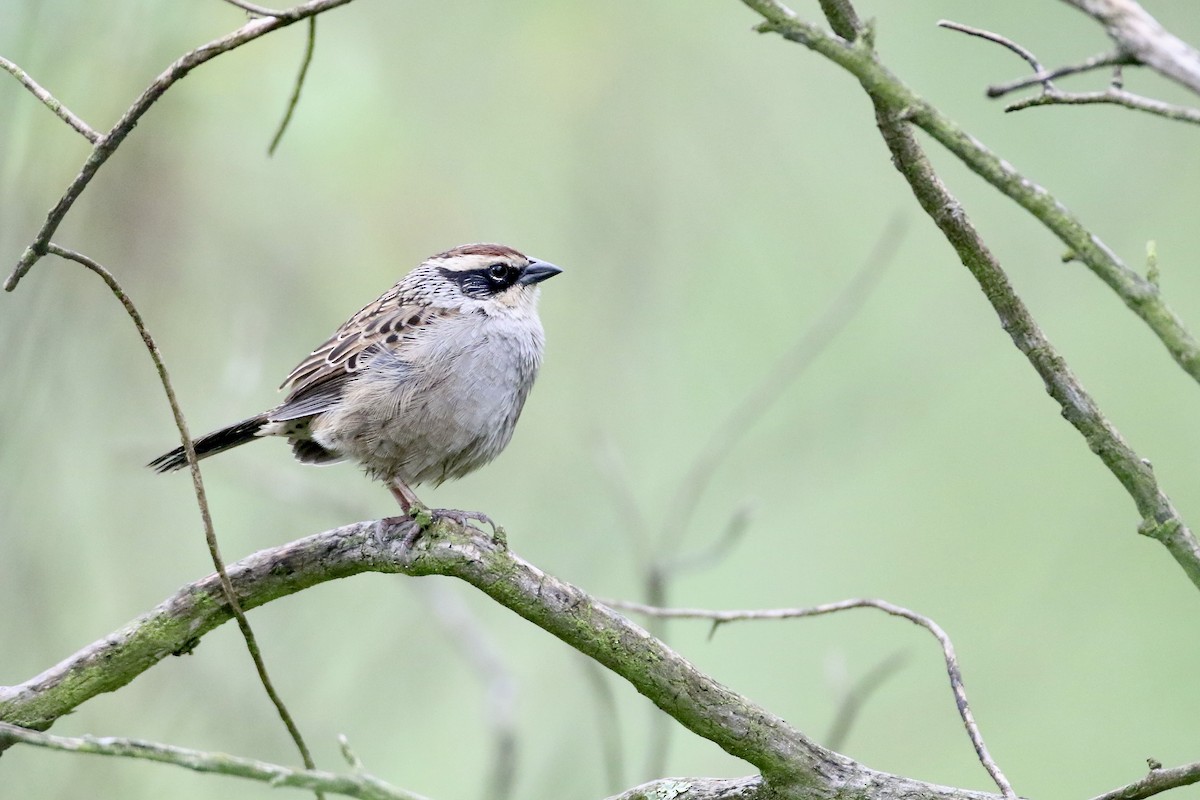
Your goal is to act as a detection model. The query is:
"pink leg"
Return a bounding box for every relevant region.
[389,479,420,511]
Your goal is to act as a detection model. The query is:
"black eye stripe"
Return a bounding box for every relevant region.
[439,264,522,298]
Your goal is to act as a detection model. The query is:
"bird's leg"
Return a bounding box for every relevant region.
[388,480,430,550]
[389,479,421,512]
[390,478,499,541]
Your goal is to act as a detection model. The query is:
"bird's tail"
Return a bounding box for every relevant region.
[148,414,269,473]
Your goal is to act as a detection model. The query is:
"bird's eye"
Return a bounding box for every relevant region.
[487,263,514,283]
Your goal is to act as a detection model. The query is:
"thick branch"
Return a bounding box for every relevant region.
[738,1,1200,592]
[1059,0,1200,96]
[0,518,1001,800]
[604,776,764,800]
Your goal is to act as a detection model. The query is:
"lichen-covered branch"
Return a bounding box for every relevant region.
[604,776,764,800]
[738,0,1200,592]
[0,518,1002,800]
[739,1,1200,386]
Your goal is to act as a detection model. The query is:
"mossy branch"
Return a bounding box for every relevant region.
[0,518,1002,800]
[741,1,1200,385]
[739,0,1200,592]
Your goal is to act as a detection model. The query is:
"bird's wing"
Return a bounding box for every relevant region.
[272,287,445,420]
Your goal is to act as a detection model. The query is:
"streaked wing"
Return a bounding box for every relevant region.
[275,287,443,417]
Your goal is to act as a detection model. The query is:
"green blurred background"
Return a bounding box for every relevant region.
[3,1,1200,798]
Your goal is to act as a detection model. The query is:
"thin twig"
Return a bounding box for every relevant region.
[43,244,323,798]
[579,658,627,793]
[935,19,1196,123]
[1005,87,1200,124]
[268,15,318,155]
[656,504,754,577]
[743,0,1200,591]
[1059,0,1200,97]
[420,582,517,800]
[658,214,907,556]
[637,215,907,778]
[0,722,429,800]
[606,598,1014,799]
[824,651,908,752]
[985,50,1129,98]
[1087,760,1200,800]
[222,0,286,16]
[0,56,100,143]
[0,518,1003,800]
[4,0,356,292]
[937,20,1048,82]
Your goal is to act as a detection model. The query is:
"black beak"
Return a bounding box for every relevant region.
[519,259,563,285]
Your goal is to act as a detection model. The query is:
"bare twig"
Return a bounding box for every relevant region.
[656,504,755,577]
[0,56,100,143]
[658,215,907,555]
[985,50,1130,98]
[579,658,627,793]
[1005,87,1200,124]
[633,216,907,777]
[741,0,1200,592]
[1087,760,1200,800]
[43,244,322,796]
[420,582,517,800]
[269,15,318,155]
[606,598,1014,798]
[1059,0,1200,96]
[4,0,356,292]
[222,0,287,16]
[937,20,1049,83]
[824,651,908,752]
[0,722,430,800]
[936,19,1199,123]
[0,518,1004,800]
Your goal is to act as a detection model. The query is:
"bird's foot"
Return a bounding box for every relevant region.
[432,507,495,532]
[403,505,506,547]
[432,508,507,545]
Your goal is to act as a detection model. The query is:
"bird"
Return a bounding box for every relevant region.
[149,243,561,517]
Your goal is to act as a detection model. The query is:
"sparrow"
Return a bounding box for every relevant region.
[150,243,562,514]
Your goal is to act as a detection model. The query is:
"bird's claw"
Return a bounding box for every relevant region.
[431,508,497,534]
[404,505,505,548]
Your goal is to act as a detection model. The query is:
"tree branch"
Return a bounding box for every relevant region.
[44,243,322,789]
[1004,86,1200,124]
[738,0,1200,593]
[1059,0,1200,96]
[0,56,100,142]
[0,723,428,800]
[3,0,356,292]
[937,20,1200,124]
[608,599,1012,797]
[741,3,1200,388]
[604,776,765,800]
[0,518,1003,800]
[1087,760,1200,800]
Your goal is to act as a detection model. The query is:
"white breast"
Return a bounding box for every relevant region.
[312,307,545,486]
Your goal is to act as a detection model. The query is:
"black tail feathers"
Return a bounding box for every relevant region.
[148,414,269,473]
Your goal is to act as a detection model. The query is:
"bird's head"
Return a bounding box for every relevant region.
[424,243,562,312]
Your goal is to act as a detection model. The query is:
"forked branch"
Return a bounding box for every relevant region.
[0,517,1002,800]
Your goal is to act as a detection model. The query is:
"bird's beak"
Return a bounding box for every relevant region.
[519,260,563,285]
